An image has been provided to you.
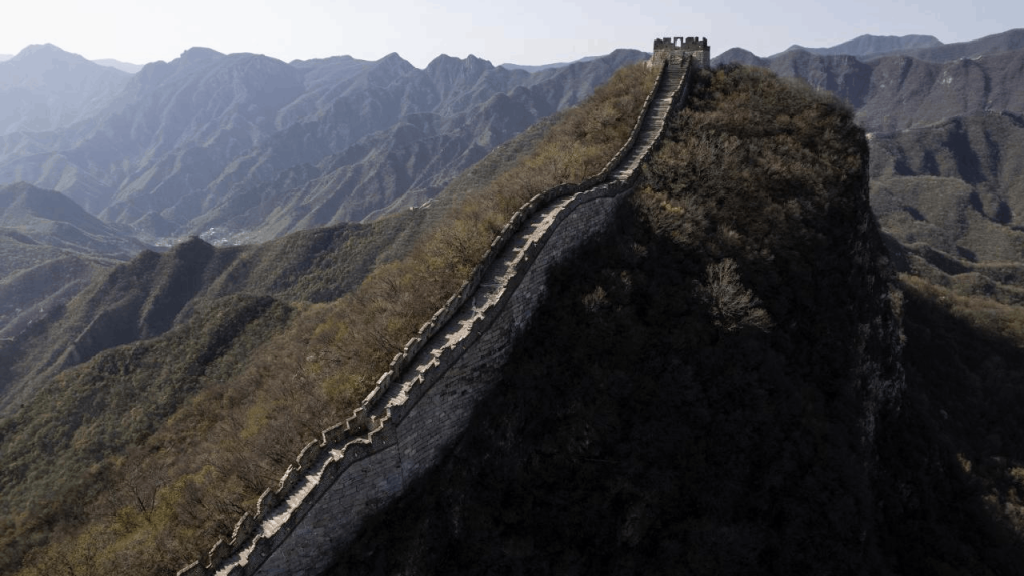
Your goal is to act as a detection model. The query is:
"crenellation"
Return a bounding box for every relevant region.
[345,407,371,434]
[295,440,322,471]
[255,488,277,517]
[276,465,299,495]
[208,539,231,568]
[231,513,257,547]
[181,45,697,576]
[652,34,710,69]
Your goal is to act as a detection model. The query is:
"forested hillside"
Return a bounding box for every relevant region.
[1,62,657,576]
[327,64,1024,576]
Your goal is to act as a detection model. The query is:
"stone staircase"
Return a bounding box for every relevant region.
[181,54,693,576]
[610,57,687,181]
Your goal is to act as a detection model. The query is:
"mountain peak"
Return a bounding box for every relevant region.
[10,43,85,63]
[375,52,415,73]
[379,52,410,64]
[464,54,492,66]
[178,47,224,63]
[426,53,494,72]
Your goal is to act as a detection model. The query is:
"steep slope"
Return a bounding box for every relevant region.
[0,212,426,571]
[328,64,917,576]
[714,29,1024,311]
[0,242,113,343]
[0,44,130,135]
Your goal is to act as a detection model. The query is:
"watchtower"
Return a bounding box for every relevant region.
[652,36,710,68]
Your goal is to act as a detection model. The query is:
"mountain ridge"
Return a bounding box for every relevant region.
[0,48,648,244]
[781,33,943,58]
[0,44,130,135]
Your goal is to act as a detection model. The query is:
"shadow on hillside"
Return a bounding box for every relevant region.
[323,215,1024,576]
[872,281,1024,576]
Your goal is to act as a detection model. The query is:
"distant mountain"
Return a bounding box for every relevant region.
[0,182,150,348]
[0,44,130,134]
[0,55,10,62]
[0,182,146,255]
[717,29,1024,305]
[715,40,1024,132]
[499,55,601,73]
[870,111,1024,302]
[712,47,767,67]
[783,33,942,58]
[0,202,423,414]
[0,47,647,244]
[896,28,1024,62]
[719,28,1024,67]
[92,58,143,73]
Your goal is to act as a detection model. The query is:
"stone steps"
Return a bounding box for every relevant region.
[609,58,688,182]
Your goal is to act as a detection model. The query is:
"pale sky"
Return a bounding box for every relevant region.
[0,0,1018,69]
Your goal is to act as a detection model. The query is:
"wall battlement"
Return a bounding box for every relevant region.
[652,35,711,69]
[177,46,697,576]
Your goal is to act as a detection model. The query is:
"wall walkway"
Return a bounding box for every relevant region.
[178,53,694,576]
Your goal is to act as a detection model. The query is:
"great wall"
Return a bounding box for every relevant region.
[177,36,707,576]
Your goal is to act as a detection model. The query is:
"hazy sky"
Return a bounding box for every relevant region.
[0,0,1018,68]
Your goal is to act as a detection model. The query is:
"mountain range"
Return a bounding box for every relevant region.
[0,45,645,374]
[781,33,943,58]
[0,45,646,247]
[2,28,1024,576]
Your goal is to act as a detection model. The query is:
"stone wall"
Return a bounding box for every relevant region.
[177,51,695,576]
[653,35,711,68]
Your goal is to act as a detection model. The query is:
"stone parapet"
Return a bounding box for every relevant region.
[652,35,710,69]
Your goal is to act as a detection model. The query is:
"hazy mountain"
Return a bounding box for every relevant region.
[750,29,1023,63]
[92,58,143,73]
[186,49,646,242]
[716,40,1024,132]
[782,33,942,58]
[0,182,146,255]
[0,44,130,134]
[498,55,601,73]
[0,182,150,361]
[0,55,10,62]
[712,47,767,67]
[0,47,646,244]
[895,28,1024,62]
